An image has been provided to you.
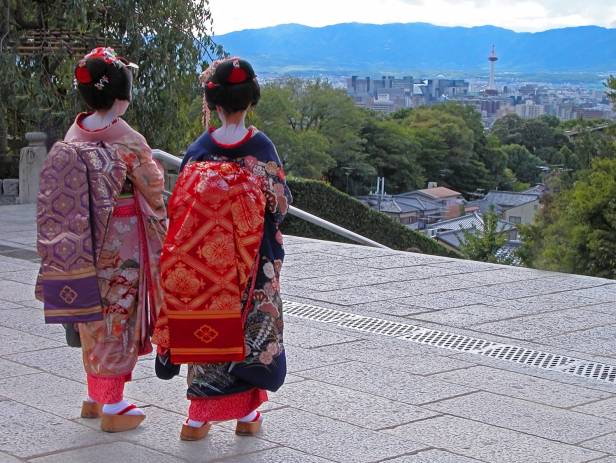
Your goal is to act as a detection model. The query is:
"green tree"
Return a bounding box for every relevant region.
[360,118,425,194]
[253,79,374,192]
[1,0,221,155]
[401,105,493,193]
[458,210,511,264]
[519,158,616,279]
[501,144,543,185]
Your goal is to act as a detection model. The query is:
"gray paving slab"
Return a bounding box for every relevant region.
[573,396,616,421]
[0,326,62,356]
[0,308,66,343]
[123,375,188,413]
[0,400,108,458]
[283,320,361,349]
[466,276,607,300]
[312,338,476,375]
[544,325,616,357]
[358,254,450,269]
[396,290,509,310]
[383,450,485,463]
[77,406,276,462]
[0,300,24,310]
[29,441,185,463]
[0,257,39,272]
[592,458,616,463]
[299,361,476,405]
[450,268,542,285]
[425,391,616,444]
[473,308,616,341]
[258,407,428,463]
[409,304,528,328]
[579,432,616,455]
[30,442,184,463]
[0,280,35,302]
[215,446,336,463]
[284,344,350,373]
[586,302,616,314]
[0,453,22,463]
[284,252,350,267]
[0,358,38,379]
[272,379,440,430]
[384,415,604,463]
[563,284,616,303]
[4,346,157,384]
[281,260,368,280]
[0,372,90,419]
[0,269,39,285]
[433,365,612,407]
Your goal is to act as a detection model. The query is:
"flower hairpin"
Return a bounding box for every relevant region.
[94,75,110,90]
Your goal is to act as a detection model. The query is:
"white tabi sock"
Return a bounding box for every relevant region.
[238,410,259,423]
[102,399,145,416]
[186,418,206,428]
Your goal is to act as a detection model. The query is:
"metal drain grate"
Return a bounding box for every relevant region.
[401,330,499,353]
[336,317,423,337]
[564,362,616,382]
[282,299,616,384]
[480,345,576,369]
[284,301,357,323]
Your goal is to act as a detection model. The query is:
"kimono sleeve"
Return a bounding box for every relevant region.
[261,143,292,228]
[36,142,103,324]
[121,140,166,220]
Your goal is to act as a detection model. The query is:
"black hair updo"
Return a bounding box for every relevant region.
[75,54,133,111]
[204,59,260,114]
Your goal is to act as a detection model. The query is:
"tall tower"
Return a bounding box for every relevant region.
[486,45,498,96]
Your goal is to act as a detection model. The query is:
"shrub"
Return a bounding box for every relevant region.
[281,177,458,257]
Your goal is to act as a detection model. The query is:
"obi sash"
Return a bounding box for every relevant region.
[159,161,266,364]
[36,142,126,324]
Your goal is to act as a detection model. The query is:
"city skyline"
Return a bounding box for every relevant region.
[208,0,616,35]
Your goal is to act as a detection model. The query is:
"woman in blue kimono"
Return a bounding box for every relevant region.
[154,58,292,441]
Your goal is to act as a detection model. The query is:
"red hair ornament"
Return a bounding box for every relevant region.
[75,62,92,84]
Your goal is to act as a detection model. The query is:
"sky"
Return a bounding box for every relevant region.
[208,0,616,35]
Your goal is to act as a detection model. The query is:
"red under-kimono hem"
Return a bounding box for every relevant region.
[87,373,132,404]
[188,388,268,422]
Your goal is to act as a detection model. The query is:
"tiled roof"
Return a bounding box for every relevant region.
[412,186,462,199]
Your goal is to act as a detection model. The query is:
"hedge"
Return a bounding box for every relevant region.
[281,177,459,258]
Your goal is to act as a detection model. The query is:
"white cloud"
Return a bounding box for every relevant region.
[208,0,616,34]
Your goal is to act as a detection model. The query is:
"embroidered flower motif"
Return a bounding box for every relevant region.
[209,292,240,311]
[163,263,205,299]
[75,64,92,84]
[258,301,279,317]
[198,232,235,270]
[259,351,273,365]
[263,262,275,279]
[265,161,279,176]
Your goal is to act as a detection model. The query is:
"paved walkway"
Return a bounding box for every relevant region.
[1,203,615,462]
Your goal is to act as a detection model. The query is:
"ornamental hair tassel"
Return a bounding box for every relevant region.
[198,56,241,129]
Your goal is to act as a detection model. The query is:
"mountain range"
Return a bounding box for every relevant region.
[214,23,616,75]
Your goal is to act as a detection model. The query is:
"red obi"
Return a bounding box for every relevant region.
[158,161,265,364]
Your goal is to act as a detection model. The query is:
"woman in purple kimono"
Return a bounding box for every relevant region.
[36,47,166,432]
[153,58,292,440]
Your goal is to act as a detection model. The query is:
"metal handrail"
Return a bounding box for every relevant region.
[152,149,390,249]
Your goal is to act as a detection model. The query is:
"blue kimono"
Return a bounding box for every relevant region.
[178,127,292,399]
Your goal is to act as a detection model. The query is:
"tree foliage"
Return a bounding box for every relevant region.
[1,0,222,155]
[519,158,616,279]
[458,210,511,264]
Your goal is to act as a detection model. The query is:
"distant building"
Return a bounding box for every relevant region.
[347,75,414,113]
[468,190,543,225]
[402,186,465,220]
[515,100,545,119]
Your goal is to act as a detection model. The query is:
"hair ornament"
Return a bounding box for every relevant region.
[75,62,92,84]
[94,75,110,91]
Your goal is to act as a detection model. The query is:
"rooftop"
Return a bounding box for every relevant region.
[1,204,616,463]
[410,186,462,199]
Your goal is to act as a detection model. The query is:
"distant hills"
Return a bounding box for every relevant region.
[215,23,616,75]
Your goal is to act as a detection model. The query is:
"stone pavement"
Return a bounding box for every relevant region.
[1,203,615,462]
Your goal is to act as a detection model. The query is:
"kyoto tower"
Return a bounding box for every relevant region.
[486,45,498,96]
